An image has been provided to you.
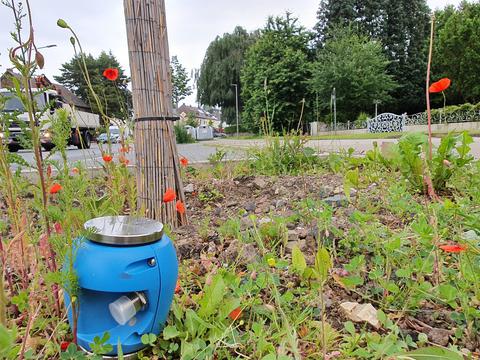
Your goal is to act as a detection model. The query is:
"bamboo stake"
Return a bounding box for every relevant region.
[124,0,186,227]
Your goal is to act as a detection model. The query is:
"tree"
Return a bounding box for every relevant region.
[310,27,397,123]
[434,1,480,105]
[314,0,430,114]
[197,26,256,125]
[54,51,131,119]
[171,56,192,108]
[241,14,314,132]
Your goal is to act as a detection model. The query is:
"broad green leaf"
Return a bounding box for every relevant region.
[395,268,411,278]
[163,325,180,340]
[393,346,463,359]
[291,246,307,275]
[261,354,277,360]
[198,274,225,317]
[344,321,356,335]
[340,275,364,289]
[184,309,211,338]
[344,168,359,201]
[314,247,332,283]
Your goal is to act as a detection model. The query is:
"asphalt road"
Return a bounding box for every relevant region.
[12,136,480,172]
[12,140,245,172]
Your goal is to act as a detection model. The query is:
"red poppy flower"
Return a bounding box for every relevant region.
[228,307,242,321]
[439,244,467,253]
[71,167,80,175]
[429,78,451,93]
[54,222,63,234]
[60,341,71,351]
[103,68,119,81]
[174,280,181,294]
[163,188,176,203]
[120,146,131,154]
[102,154,113,163]
[119,155,129,166]
[180,157,189,167]
[176,201,186,214]
[49,183,62,194]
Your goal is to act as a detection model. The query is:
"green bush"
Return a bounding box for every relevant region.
[174,124,195,144]
[249,132,319,175]
[384,131,474,192]
[354,112,370,128]
[224,125,249,134]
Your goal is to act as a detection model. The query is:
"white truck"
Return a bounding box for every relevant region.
[0,88,100,152]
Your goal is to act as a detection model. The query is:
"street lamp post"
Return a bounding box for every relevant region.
[331,87,337,131]
[374,99,381,119]
[231,83,239,137]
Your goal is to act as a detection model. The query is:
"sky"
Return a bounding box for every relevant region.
[0,0,463,106]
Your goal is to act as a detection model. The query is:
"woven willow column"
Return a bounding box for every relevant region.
[124,0,186,227]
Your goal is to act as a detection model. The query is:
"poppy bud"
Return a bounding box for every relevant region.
[70,37,76,46]
[35,51,45,69]
[57,19,69,29]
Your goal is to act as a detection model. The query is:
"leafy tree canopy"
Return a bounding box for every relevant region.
[241,14,314,132]
[314,0,430,115]
[197,26,256,125]
[54,51,131,119]
[311,27,398,123]
[171,56,192,108]
[434,1,480,105]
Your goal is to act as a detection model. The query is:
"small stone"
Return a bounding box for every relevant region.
[288,229,299,242]
[274,199,286,209]
[226,201,238,207]
[213,206,222,216]
[258,217,272,225]
[253,178,267,189]
[297,227,308,239]
[286,222,296,230]
[184,183,195,193]
[221,239,259,265]
[286,239,307,253]
[323,294,333,309]
[463,230,480,241]
[244,202,256,212]
[340,302,380,329]
[323,194,349,208]
[240,217,254,230]
[334,186,343,194]
[207,242,216,254]
[427,328,452,347]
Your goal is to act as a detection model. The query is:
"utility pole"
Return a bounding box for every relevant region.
[332,87,337,131]
[231,83,239,137]
[124,0,186,227]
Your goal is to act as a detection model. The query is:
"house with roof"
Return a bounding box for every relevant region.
[0,69,92,113]
[177,103,222,128]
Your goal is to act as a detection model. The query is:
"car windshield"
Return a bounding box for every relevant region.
[110,128,120,135]
[1,91,46,112]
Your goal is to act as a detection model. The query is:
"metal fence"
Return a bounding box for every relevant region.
[317,110,480,133]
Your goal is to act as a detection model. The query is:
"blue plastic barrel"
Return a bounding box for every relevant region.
[64,216,178,356]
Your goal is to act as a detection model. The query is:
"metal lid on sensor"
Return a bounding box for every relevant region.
[84,216,164,245]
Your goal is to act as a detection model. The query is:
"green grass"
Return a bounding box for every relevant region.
[311,130,480,140]
[310,132,404,140]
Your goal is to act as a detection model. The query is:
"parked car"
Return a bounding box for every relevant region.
[97,127,121,143]
[213,129,227,138]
